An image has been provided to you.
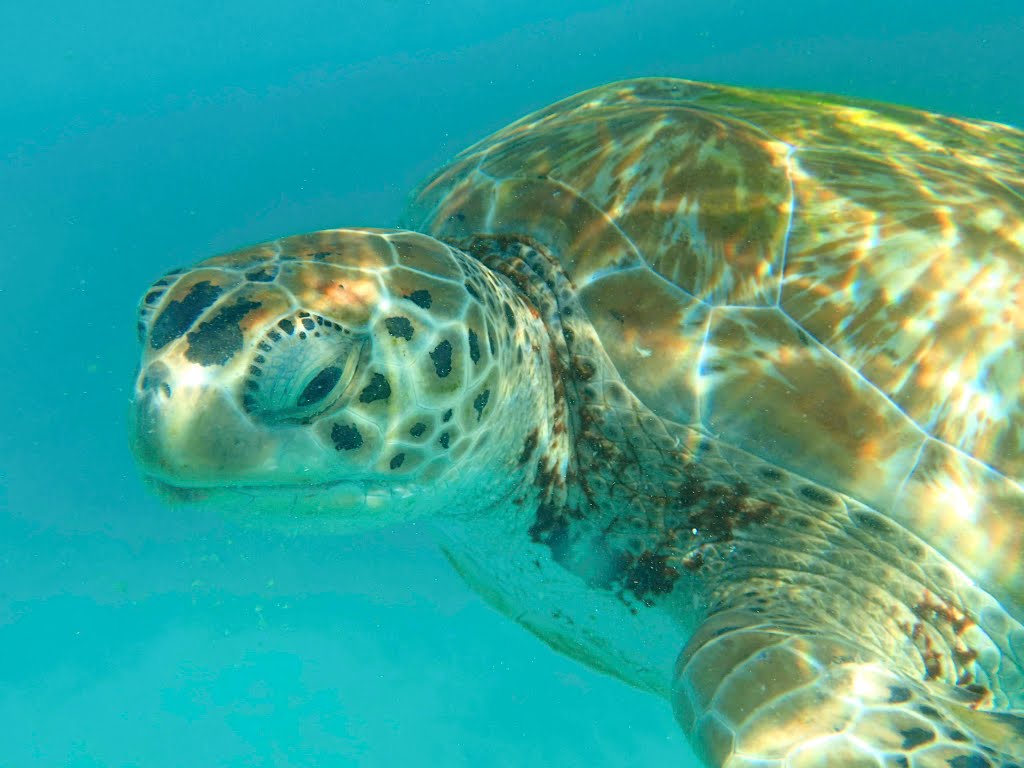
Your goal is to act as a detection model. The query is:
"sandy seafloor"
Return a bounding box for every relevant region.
[2,1,1022,765]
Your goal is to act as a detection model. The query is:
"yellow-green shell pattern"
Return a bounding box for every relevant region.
[403,78,1024,615]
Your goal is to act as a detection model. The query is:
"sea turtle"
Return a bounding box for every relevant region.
[130,78,1024,766]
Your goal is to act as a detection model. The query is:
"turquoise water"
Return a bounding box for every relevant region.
[2,2,1022,766]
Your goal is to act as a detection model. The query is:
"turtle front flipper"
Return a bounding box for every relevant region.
[673,609,1024,767]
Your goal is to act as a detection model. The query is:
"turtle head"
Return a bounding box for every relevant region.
[130,228,553,527]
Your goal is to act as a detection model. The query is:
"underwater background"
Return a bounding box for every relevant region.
[2,1,1022,765]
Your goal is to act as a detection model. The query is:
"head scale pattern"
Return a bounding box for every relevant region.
[132,228,538,498]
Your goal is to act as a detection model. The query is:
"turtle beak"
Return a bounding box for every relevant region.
[129,361,273,485]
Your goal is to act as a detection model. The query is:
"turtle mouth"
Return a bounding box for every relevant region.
[144,475,407,510]
[142,472,424,534]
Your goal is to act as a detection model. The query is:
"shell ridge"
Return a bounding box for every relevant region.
[693,308,716,426]
[891,436,929,503]
[774,144,799,307]
[775,301,931,448]
[532,172,649,272]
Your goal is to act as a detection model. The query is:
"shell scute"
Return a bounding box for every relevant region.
[701,306,924,512]
[578,266,709,427]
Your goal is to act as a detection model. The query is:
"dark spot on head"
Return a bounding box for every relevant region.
[899,728,934,750]
[468,329,481,364]
[298,365,343,407]
[185,298,261,366]
[487,326,497,355]
[464,282,481,301]
[311,251,332,260]
[799,485,836,506]
[439,432,450,449]
[389,453,405,469]
[430,340,453,378]
[330,423,363,451]
[759,466,784,482]
[277,318,295,335]
[473,389,490,420]
[302,317,315,331]
[442,408,452,422]
[503,301,516,329]
[144,289,164,305]
[384,316,414,340]
[150,281,223,350]
[410,422,426,437]
[245,266,277,282]
[405,289,432,309]
[359,373,391,404]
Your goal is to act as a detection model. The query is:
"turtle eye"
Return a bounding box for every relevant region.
[243,312,362,423]
[298,365,344,407]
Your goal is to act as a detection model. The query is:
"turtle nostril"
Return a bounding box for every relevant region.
[140,361,173,398]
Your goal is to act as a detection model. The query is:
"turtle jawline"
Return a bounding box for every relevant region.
[144,475,393,503]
